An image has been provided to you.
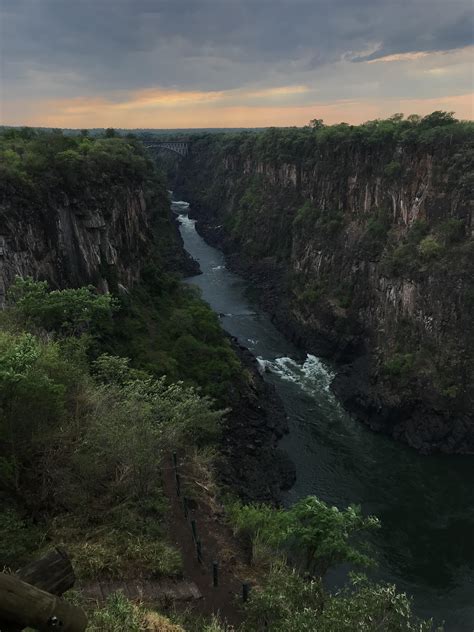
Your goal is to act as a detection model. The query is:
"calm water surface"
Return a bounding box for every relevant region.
[176,204,474,631]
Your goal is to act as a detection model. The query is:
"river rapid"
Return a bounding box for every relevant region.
[174,201,474,631]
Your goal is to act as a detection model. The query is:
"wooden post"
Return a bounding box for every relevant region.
[212,561,219,587]
[196,539,202,564]
[183,496,189,519]
[242,582,250,603]
[191,519,197,542]
[0,573,87,632]
[175,472,181,497]
[172,452,178,470]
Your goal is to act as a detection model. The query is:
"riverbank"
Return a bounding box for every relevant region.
[218,338,296,502]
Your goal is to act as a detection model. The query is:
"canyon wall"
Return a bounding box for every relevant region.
[175,121,474,453]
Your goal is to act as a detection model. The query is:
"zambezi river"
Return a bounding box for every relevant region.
[175,202,474,631]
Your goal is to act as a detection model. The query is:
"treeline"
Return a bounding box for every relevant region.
[183,110,474,167]
[0,127,156,205]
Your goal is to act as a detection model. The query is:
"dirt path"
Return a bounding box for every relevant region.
[162,455,254,627]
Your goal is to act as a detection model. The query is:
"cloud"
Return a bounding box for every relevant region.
[1,0,472,126]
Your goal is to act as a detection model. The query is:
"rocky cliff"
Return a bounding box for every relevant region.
[0,135,194,306]
[175,117,474,453]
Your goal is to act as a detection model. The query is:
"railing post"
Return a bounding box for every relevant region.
[183,496,189,519]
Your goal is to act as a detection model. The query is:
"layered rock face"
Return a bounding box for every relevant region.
[0,189,152,305]
[175,130,474,453]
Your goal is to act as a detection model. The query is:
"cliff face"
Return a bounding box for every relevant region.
[0,189,154,304]
[175,126,474,453]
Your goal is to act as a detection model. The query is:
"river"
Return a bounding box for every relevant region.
[175,202,474,631]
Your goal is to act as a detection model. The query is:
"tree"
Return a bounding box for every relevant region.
[7,277,117,337]
[309,118,325,129]
[420,111,457,128]
[229,495,380,575]
[105,128,117,138]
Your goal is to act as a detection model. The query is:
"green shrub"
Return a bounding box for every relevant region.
[242,565,439,632]
[384,161,402,178]
[7,277,117,337]
[384,353,415,377]
[407,219,429,245]
[0,509,41,568]
[418,236,443,260]
[87,592,145,632]
[293,202,320,229]
[229,495,379,576]
[435,219,465,245]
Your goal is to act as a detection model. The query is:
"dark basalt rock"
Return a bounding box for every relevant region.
[218,337,295,503]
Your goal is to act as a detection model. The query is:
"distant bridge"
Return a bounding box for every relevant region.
[143,141,188,157]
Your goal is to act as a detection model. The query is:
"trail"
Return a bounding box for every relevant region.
[162,457,253,626]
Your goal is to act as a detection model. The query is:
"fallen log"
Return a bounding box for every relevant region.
[0,572,87,632]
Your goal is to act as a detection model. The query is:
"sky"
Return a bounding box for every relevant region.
[0,0,473,128]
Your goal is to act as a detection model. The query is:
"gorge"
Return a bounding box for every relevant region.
[1,121,473,631]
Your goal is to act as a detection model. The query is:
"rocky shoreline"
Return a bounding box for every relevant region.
[219,337,296,503]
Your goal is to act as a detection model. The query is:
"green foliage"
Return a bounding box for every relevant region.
[384,353,415,378]
[299,282,325,306]
[418,236,443,260]
[108,277,242,403]
[293,201,344,242]
[8,277,117,337]
[360,211,391,258]
[242,565,440,632]
[435,219,465,246]
[87,592,145,632]
[318,575,442,632]
[229,495,379,575]
[242,563,324,631]
[0,277,224,578]
[384,160,402,179]
[0,128,151,205]
[293,201,320,229]
[407,219,430,245]
[0,509,41,567]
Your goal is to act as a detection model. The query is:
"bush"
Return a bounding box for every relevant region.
[229,495,379,575]
[418,236,443,260]
[0,509,41,568]
[436,219,465,245]
[87,592,145,632]
[7,277,117,337]
[242,565,439,632]
[384,353,415,377]
[384,161,402,179]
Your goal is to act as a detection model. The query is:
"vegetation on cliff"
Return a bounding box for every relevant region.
[175,112,474,453]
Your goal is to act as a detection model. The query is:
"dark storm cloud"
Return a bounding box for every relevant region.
[1,0,473,96]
